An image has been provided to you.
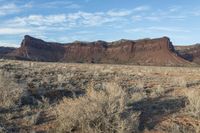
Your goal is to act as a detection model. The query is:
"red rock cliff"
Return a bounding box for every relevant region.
[8,35,190,66]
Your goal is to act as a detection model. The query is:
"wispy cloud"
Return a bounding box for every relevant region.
[0,3,20,16]
[131,6,188,22]
[0,4,192,38]
[133,5,150,11]
[0,0,81,17]
[107,9,133,17]
[0,28,31,35]
[1,1,200,46]
[148,27,190,32]
[169,6,182,12]
[30,1,81,9]
[5,10,129,31]
[0,1,36,17]
[125,26,190,33]
[107,5,151,17]
[10,14,67,26]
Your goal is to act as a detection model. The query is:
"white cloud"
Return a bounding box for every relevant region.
[134,5,150,11]
[37,1,81,9]
[12,14,67,26]
[132,15,143,21]
[69,11,120,26]
[131,7,188,22]
[107,9,132,17]
[1,5,191,39]
[167,15,186,20]
[145,16,161,21]
[0,28,31,35]
[23,2,34,8]
[125,27,190,33]
[0,4,194,43]
[6,10,126,30]
[148,27,190,32]
[0,2,36,16]
[0,3,20,16]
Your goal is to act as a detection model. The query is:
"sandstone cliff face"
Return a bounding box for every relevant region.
[63,41,108,63]
[175,44,200,64]
[10,35,65,61]
[7,35,191,66]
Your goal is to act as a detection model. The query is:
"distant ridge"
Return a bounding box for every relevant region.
[0,47,16,58]
[176,44,200,64]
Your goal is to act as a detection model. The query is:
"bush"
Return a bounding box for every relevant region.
[53,82,138,133]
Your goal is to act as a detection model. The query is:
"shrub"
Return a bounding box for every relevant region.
[53,82,138,133]
[0,70,23,108]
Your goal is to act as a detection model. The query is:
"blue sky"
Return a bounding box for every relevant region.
[0,0,200,47]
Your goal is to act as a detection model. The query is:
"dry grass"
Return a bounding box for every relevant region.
[53,82,139,133]
[185,90,200,120]
[173,76,188,88]
[1,60,200,132]
[167,88,200,133]
[0,70,23,108]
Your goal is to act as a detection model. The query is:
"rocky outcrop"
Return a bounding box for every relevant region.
[175,44,200,64]
[6,35,192,66]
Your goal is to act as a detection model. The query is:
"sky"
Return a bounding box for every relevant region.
[0,0,200,47]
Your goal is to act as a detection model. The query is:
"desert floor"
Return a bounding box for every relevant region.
[0,59,199,133]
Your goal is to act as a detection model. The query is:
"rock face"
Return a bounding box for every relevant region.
[175,44,200,64]
[6,35,192,66]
